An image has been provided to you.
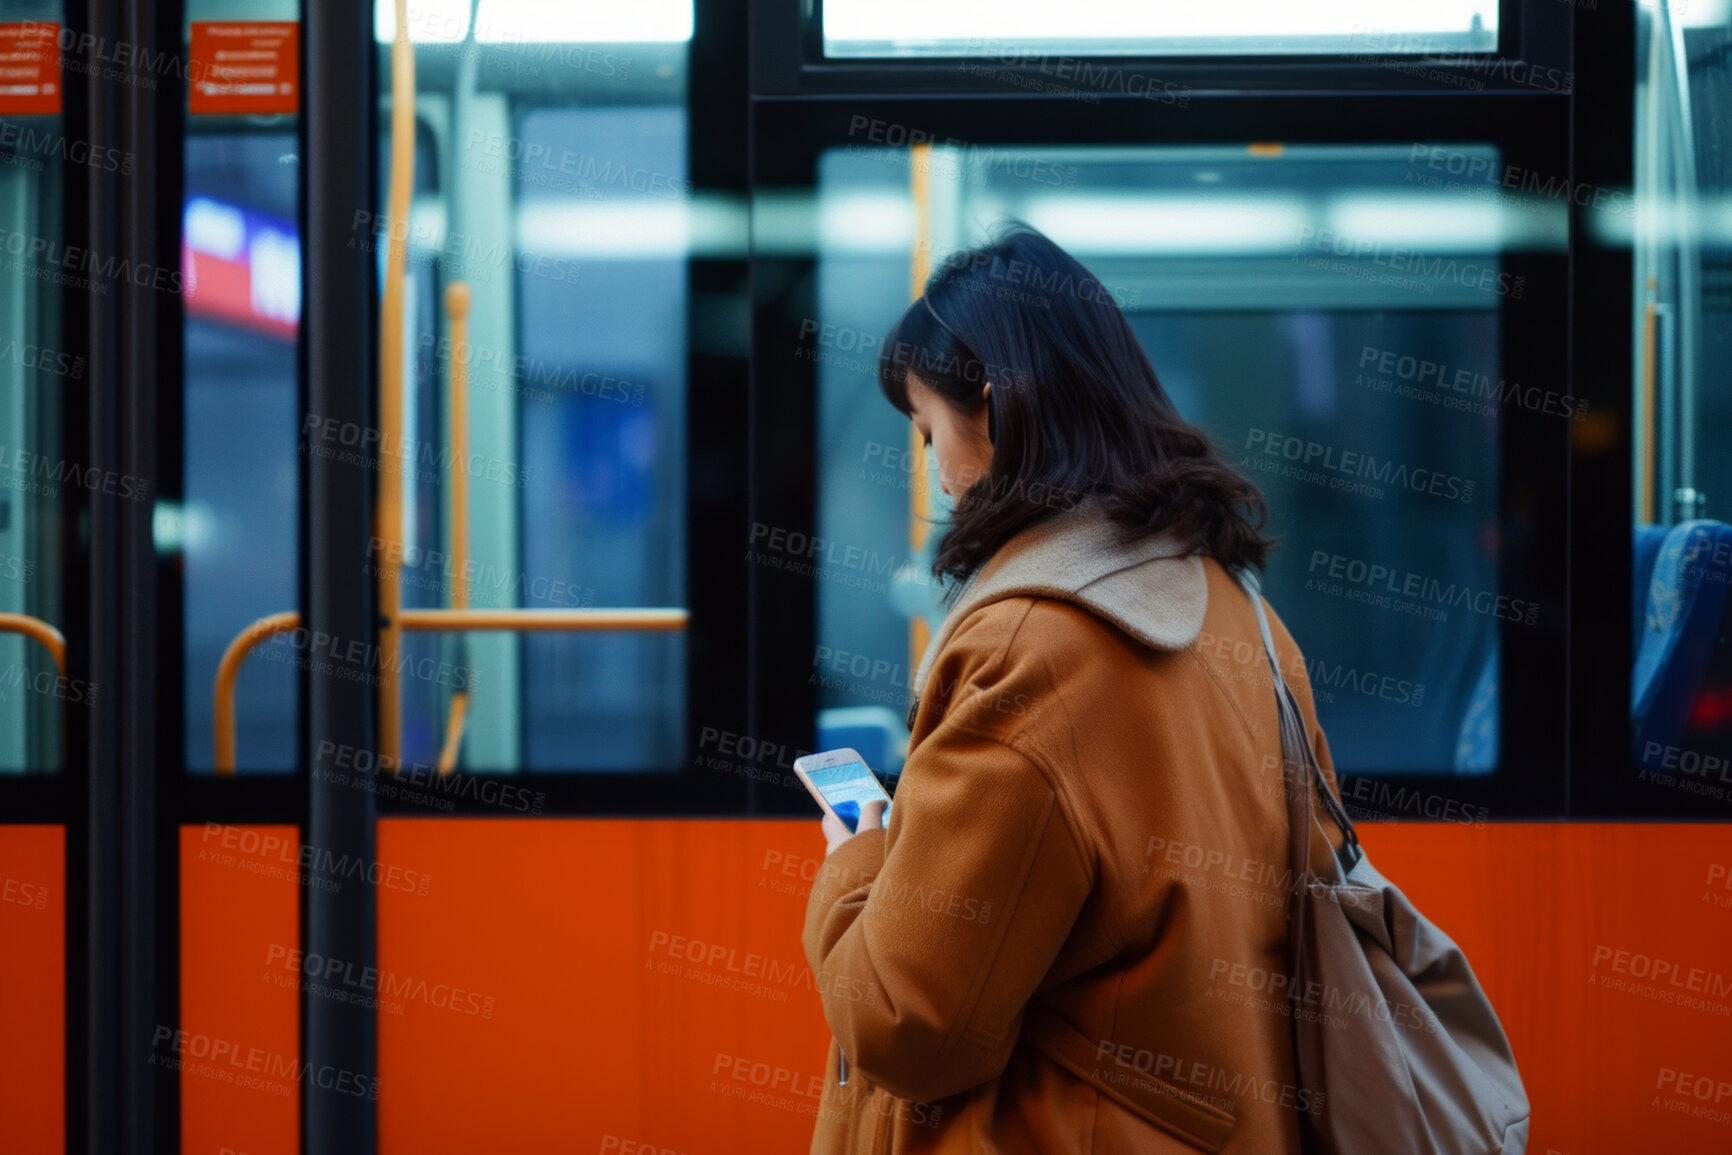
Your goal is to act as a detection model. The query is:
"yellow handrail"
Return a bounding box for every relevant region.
[1639,278,1658,525]
[377,0,417,770]
[437,282,472,774]
[908,142,934,684]
[437,690,470,774]
[214,611,301,773]
[446,283,472,613]
[0,612,66,676]
[212,607,689,773]
[401,608,689,632]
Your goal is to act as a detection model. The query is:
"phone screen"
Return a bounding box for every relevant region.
[807,760,891,833]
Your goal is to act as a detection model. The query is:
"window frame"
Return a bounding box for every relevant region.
[350,0,755,814]
[749,90,1575,820]
[753,0,1568,99]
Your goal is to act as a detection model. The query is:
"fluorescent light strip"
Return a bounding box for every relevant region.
[1592,195,1732,248]
[376,0,693,43]
[1325,194,1568,252]
[514,197,748,258]
[468,190,1578,260]
[376,0,471,43]
[1022,195,1312,255]
[824,0,1496,46]
[1655,0,1732,29]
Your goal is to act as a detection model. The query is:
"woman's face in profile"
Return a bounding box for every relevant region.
[905,373,993,498]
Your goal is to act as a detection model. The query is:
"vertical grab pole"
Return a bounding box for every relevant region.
[446,284,470,612]
[908,143,934,685]
[1639,281,1658,525]
[377,0,416,769]
[438,283,472,774]
[304,0,381,1143]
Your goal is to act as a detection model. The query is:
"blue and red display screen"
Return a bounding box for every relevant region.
[183,196,299,340]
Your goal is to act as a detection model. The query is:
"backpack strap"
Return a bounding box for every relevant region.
[1235,567,1362,872]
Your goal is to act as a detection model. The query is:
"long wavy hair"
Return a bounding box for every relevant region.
[877,223,1273,587]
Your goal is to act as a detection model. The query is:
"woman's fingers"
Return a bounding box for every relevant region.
[821,810,853,855]
[822,800,887,856]
[822,800,887,855]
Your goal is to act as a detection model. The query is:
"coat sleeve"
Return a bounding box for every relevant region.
[801,635,1094,1104]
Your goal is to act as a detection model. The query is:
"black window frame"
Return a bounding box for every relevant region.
[170,0,749,820]
[748,90,1576,820]
[345,0,756,815]
[752,0,1568,99]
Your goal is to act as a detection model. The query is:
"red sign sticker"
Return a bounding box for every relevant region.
[0,22,61,115]
[189,21,297,116]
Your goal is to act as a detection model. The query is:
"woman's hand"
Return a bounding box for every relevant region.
[822,801,886,856]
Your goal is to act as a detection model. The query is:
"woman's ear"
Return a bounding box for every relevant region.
[982,381,996,444]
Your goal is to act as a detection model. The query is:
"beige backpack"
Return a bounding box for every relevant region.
[1239,568,1530,1154]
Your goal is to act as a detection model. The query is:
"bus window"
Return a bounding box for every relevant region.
[811,142,1564,777]
[375,3,695,773]
[0,0,67,773]
[1629,2,1732,768]
[183,131,301,773]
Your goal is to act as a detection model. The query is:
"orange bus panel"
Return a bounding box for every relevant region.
[369,819,1732,1155]
[179,824,301,1155]
[0,824,63,1155]
[172,818,1732,1152]
[377,818,834,1155]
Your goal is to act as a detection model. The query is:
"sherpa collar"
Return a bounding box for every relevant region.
[911,503,1208,698]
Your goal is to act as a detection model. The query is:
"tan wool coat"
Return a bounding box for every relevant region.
[803,505,1339,1154]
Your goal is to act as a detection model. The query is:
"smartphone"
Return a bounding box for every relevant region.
[793,748,892,833]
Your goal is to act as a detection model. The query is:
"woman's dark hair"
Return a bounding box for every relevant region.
[877,222,1273,586]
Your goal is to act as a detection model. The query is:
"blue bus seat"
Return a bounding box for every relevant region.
[1633,523,1670,652]
[1634,520,1732,767]
[1454,524,1682,774]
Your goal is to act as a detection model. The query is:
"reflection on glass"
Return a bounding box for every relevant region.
[813,143,1555,776]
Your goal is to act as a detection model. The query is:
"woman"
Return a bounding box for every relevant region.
[802,225,1341,1154]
